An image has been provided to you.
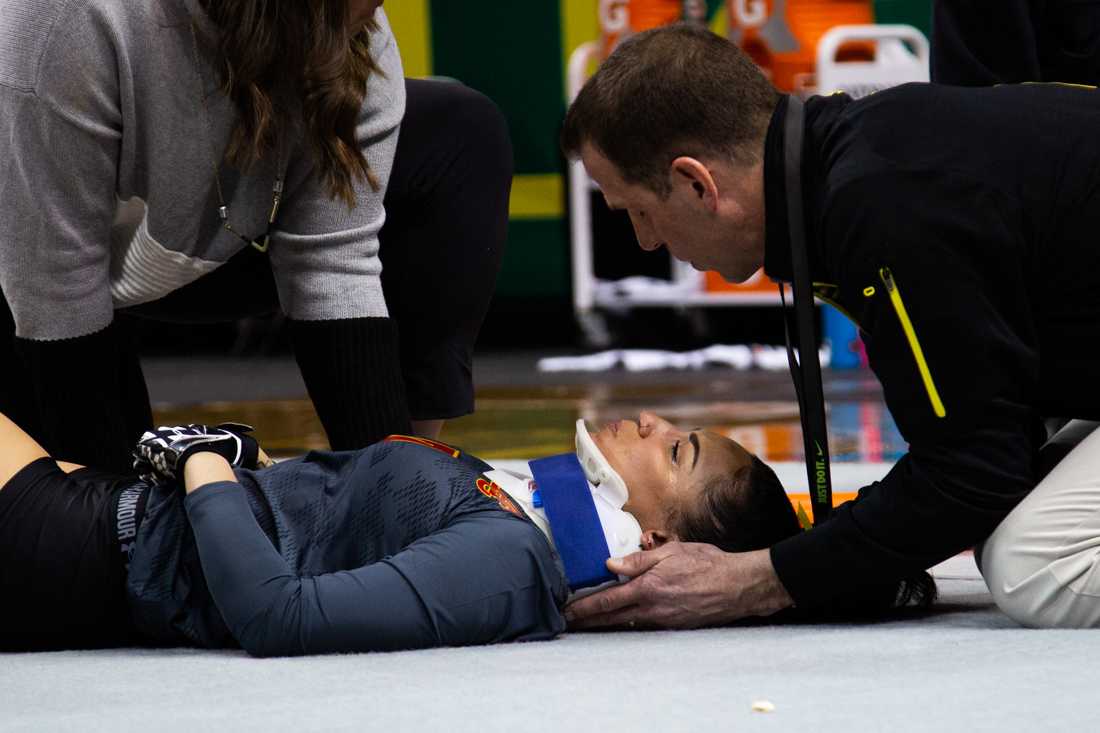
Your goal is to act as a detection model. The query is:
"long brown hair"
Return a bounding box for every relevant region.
[198,0,384,207]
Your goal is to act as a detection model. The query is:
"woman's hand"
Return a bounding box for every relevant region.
[256,447,275,469]
[563,544,793,630]
[132,423,261,485]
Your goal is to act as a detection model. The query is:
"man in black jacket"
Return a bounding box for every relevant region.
[561,23,1100,628]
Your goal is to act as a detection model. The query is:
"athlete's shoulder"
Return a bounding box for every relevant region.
[383,435,493,468]
[381,435,463,458]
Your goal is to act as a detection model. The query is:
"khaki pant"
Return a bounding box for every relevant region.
[977,420,1100,627]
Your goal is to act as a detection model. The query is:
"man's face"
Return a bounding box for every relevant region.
[579,144,766,283]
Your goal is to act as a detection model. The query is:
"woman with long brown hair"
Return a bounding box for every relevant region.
[0,1,511,468]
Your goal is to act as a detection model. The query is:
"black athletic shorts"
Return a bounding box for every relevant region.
[0,458,148,651]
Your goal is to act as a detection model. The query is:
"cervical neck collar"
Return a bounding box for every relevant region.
[574,419,630,507]
[527,421,642,593]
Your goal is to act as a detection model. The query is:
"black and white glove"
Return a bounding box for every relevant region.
[133,423,260,485]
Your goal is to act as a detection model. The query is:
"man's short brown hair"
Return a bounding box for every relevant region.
[561,23,779,196]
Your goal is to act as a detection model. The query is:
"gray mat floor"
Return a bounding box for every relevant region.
[5,359,1089,730]
[4,556,1097,733]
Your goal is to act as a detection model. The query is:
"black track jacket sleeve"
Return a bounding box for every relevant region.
[770,170,1042,608]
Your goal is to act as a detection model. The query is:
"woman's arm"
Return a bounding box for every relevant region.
[182,458,564,656]
[268,12,411,449]
[179,430,279,489]
[0,4,143,470]
[182,452,237,493]
[182,454,436,656]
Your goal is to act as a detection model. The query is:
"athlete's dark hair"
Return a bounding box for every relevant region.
[561,23,780,197]
[197,0,384,207]
[673,455,937,615]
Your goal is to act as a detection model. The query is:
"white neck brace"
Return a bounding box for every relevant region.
[573,419,641,560]
[574,419,630,506]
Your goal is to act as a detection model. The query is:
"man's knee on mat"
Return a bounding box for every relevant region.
[980,529,1100,629]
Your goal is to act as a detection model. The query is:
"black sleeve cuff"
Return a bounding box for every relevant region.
[290,316,412,450]
[14,322,150,471]
[769,502,914,610]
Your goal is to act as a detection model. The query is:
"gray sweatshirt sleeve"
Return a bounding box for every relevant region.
[1,3,408,337]
[184,480,566,657]
[266,10,405,323]
[0,2,119,340]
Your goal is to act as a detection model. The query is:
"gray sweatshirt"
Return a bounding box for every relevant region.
[0,0,404,341]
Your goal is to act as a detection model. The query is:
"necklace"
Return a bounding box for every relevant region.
[188,20,286,253]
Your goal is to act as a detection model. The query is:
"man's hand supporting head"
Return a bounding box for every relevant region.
[563,543,793,630]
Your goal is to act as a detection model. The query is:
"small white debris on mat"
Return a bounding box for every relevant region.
[751,700,776,713]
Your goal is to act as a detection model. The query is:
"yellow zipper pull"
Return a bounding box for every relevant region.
[879,267,947,418]
[881,267,896,292]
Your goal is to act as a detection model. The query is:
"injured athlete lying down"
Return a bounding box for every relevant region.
[0,411,934,656]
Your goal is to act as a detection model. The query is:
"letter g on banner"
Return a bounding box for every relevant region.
[600,0,630,33]
[733,0,767,28]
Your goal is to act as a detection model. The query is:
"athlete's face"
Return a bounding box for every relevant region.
[589,412,753,543]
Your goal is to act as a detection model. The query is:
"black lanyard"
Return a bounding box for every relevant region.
[780,95,833,525]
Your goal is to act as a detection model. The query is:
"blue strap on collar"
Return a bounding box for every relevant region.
[529,453,615,591]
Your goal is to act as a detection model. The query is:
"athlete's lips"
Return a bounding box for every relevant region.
[605,420,619,437]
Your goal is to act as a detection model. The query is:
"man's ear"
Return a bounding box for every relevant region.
[640,529,679,551]
[670,156,718,211]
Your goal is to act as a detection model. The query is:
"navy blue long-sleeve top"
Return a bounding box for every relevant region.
[126,438,569,656]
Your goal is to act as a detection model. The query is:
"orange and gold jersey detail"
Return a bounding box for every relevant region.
[383,434,460,458]
[476,477,525,519]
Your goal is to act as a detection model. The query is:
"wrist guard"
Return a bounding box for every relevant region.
[133,422,259,485]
